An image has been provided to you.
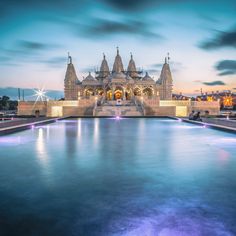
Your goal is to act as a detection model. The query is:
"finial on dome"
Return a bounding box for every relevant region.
[167,52,170,64]
[89,71,91,75]
[165,57,167,64]
[103,53,105,59]
[68,52,72,64]
[130,52,133,60]
[116,46,119,55]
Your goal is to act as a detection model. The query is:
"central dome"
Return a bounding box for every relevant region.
[112,47,124,73]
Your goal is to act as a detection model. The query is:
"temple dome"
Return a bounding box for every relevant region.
[142,72,154,82]
[127,54,136,72]
[110,72,126,83]
[99,54,110,77]
[82,72,99,85]
[112,47,124,73]
[84,72,96,81]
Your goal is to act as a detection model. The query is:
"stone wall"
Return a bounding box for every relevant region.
[18,98,220,117]
[160,100,220,117]
[18,98,96,117]
[190,101,220,116]
[18,101,47,116]
[144,106,176,116]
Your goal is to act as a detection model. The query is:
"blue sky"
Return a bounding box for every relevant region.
[0,0,236,98]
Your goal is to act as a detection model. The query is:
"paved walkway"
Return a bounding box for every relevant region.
[180,118,236,133]
[0,117,60,135]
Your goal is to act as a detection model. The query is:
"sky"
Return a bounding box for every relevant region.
[0,0,236,99]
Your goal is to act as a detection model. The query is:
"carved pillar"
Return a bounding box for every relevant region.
[112,86,114,100]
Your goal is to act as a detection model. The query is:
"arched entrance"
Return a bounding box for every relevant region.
[143,87,153,97]
[96,88,104,96]
[84,88,94,97]
[114,89,123,100]
[114,87,123,100]
[134,87,141,96]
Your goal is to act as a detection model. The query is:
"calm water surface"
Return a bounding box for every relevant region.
[0,118,236,236]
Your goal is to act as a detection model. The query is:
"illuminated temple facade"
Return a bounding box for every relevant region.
[64,48,173,101]
[18,49,220,117]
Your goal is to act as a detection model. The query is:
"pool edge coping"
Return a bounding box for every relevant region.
[170,117,236,134]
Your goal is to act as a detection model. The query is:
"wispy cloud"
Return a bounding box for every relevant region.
[0,41,62,66]
[203,81,226,86]
[215,60,236,76]
[83,19,162,39]
[100,0,193,12]
[50,17,163,40]
[39,57,67,67]
[199,27,236,50]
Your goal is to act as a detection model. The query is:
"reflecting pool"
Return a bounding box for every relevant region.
[0,118,236,236]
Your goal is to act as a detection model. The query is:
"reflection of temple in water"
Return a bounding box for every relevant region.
[64,48,173,101]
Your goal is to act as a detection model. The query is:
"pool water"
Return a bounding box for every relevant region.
[0,118,236,236]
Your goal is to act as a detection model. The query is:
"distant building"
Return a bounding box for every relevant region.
[196,91,236,109]
[64,48,173,101]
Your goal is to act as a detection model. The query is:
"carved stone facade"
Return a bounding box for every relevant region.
[64,49,173,101]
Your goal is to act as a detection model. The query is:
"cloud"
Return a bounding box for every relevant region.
[150,63,163,68]
[215,60,236,76]
[67,18,163,40]
[203,81,226,86]
[146,69,160,74]
[0,41,62,67]
[101,0,157,11]
[40,57,67,67]
[3,40,59,56]
[17,40,60,52]
[199,27,236,50]
[80,67,97,73]
[101,0,187,11]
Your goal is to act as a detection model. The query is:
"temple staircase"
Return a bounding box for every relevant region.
[93,100,144,117]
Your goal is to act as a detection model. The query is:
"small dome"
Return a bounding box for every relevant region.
[126,75,134,84]
[84,72,96,81]
[110,71,127,83]
[82,72,99,85]
[99,54,110,77]
[127,53,136,72]
[142,72,154,82]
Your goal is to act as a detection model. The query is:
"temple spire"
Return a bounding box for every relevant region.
[113,47,124,73]
[99,53,110,77]
[159,56,173,100]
